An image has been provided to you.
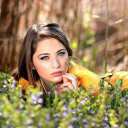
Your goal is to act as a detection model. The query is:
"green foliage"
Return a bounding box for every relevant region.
[0,71,128,128]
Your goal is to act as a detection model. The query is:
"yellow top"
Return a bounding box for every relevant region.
[104,71,128,91]
[19,61,100,95]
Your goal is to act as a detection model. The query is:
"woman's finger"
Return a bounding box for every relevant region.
[63,76,68,83]
[62,73,78,89]
[60,82,75,90]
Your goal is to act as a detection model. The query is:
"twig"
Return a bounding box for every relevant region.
[104,0,109,104]
[105,0,109,74]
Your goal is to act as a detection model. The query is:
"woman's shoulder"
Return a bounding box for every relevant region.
[68,61,100,80]
[18,77,30,91]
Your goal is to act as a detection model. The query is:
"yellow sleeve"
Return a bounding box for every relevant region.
[68,61,100,95]
[18,77,30,94]
[105,71,128,91]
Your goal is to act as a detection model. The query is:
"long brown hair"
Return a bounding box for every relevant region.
[11,22,73,88]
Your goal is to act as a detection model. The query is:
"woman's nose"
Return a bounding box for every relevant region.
[52,58,60,68]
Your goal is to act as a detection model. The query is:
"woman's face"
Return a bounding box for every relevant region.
[32,38,69,85]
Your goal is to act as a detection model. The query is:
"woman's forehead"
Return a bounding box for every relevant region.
[35,38,66,53]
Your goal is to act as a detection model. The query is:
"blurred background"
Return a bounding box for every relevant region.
[0,0,128,76]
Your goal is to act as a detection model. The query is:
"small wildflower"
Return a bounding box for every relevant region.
[45,120,49,123]
[72,117,77,121]
[3,114,8,118]
[0,88,3,92]
[97,88,100,90]
[38,98,43,104]
[31,94,36,101]
[62,106,67,111]
[104,116,108,121]
[63,112,67,117]
[47,91,51,95]
[80,99,85,105]
[118,86,121,89]
[101,122,109,128]
[112,96,115,100]
[68,125,73,128]
[37,91,43,98]
[19,90,22,94]
[27,126,32,128]
[11,83,15,88]
[4,80,7,84]
[12,79,16,83]
[114,124,119,128]
[123,101,126,106]
[27,119,34,124]
[83,119,87,122]
[124,121,128,126]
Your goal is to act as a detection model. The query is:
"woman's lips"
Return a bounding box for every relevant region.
[51,71,62,76]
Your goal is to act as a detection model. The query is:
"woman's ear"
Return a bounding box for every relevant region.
[30,62,35,70]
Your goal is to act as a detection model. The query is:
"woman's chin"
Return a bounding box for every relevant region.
[52,76,63,83]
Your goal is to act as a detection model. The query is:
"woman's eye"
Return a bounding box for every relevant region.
[40,56,48,60]
[58,52,65,56]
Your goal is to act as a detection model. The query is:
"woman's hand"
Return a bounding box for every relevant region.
[60,73,78,91]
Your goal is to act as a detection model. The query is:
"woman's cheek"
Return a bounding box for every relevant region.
[35,61,49,75]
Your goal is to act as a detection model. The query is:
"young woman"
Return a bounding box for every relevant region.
[12,22,100,97]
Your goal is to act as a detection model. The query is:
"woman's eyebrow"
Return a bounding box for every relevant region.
[57,49,66,53]
[38,49,66,57]
[38,53,49,57]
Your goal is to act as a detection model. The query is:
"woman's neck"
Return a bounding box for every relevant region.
[43,80,63,97]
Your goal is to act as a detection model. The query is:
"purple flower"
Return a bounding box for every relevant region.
[19,90,22,94]
[11,83,15,88]
[124,121,128,126]
[123,101,126,106]
[72,117,77,121]
[97,88,100,90]
[125,95,128,98]
[47,91,51,95]
[68,125,73,128]
[27,119,33,124]
[31,94,36,101]
[112,96,115,100]
[38,98,43,104]
[63,112,67,117]
[27,126,32,128]
[114,124,119,128]
[83,119,87,122]
[83,125,88,128]
[4,80,7,84]
[118,86,121,89]
[12,79,16,83]
[104,116,108,121]
[80,99,85,105]
[101,122,109,127]
[37,91,43,98]
[0,88,3,92]
[3,114,8,118]
[45,120,49,123]
[63,106,68,111]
